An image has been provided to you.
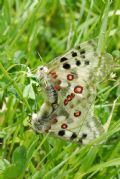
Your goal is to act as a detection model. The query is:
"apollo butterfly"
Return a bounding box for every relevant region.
[32,40,113,144]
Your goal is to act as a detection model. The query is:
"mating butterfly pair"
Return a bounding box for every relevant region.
[32,40,113,144]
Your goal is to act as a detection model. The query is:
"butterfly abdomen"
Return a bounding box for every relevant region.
[45,81,58,104]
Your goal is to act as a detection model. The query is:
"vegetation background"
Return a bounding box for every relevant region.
[0,0,120,178]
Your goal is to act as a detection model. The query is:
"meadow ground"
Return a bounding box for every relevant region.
[0,0,120,178]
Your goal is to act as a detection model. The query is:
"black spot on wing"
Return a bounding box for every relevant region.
[82,133,87,138]
[60,57,68,63]
[71,51,77,57]
[85,60,89,65]
[81,54,85,58]
[63,63,71,69]
[80,49,85,54]
[70,132,77,140]
[58,130,65,136]
[76,60,81,66]
[79,138,83,144]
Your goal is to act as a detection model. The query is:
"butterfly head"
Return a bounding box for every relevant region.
[37,66,48,80]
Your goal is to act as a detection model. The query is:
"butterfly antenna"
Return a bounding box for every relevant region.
[37,51,48,87]
[37,51,44,66]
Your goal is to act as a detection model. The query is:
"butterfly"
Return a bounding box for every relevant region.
[32,40,113,144]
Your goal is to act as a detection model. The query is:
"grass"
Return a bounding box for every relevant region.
[0,0,120,178]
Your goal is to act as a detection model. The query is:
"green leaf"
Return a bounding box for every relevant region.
[2,163,24,179]
[0,159,10,171]
[23,83,35,100]
[12,146,26,164]
[0,146,27,178]
[116,87,120,96]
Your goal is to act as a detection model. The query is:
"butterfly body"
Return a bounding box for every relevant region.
[32,40,113,144]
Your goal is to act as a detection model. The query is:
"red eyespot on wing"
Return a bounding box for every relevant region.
[61,123,68,129]
[71,93,75,98]
[74,85,83,94]
[67,95,72,101]
[51,116,58,124]
[67,74,74,81]
[74,111,81,117]
[64,99,68,105]
[64,93,75,105]
[54,85,61,91]
[67,93,75,101]
[50,72,58,79]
